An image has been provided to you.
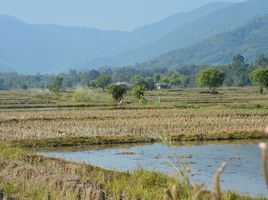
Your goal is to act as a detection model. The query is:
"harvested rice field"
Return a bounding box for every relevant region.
[0,88,267,200]
[0,108,267,141]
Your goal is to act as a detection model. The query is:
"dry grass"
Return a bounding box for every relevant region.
[0,108,267,141]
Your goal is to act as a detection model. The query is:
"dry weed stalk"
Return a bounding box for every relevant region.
[193,162,227,200]
[164,162,227,200]
[259,142,268,187]
[163,185,177,200]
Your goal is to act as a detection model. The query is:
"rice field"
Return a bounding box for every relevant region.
[0,108,267,141]
[0,88,267,199]
[0,87,267,109]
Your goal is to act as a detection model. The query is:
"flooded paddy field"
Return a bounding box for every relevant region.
[39,140,268,197]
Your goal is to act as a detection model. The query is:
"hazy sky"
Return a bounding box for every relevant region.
[0,0,246,31]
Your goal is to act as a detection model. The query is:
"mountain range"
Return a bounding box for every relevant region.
[0,0,268,73]
[145,15,268,68]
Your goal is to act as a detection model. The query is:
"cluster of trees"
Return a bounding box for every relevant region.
[0,54,268,93]
[197,67,268,94]
[107,65,268,104]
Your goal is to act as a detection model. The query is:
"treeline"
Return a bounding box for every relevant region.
[0,54,268,90]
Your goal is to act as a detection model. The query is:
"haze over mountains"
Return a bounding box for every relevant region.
[146,15,268,68]
[0,0,268,73]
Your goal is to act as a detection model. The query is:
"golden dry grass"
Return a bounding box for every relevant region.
[0,108,267,141]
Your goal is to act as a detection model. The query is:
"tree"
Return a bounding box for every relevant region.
[232,54,245,66]
[65,69,80,88]
[132,76,147,88]
[21,84,28,90]
[153,74,161,83]
[109,85,127,104]
[132,86,145,101]
[253,55,268,68]
[88,69,101,80]
[180,76,190,87]
[145,77,155,90]
[88,80,97,88]
[169,74,182,86]
[132,76,155,91]
[95,76,112,91]
[48,76,64,93]
[0,77,5,90]
[224,55,250,87]
[197,69,225,93]
[250,68,268,94]
[80,69,101,86]
[99,67,113,76]
[160,76,170,84]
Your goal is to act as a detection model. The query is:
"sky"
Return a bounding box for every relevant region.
[0,0,246,31]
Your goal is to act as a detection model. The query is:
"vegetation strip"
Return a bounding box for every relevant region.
[10,136,156,148]
[9,130,265,148]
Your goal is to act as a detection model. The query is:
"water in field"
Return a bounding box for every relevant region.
[39,140,268,197]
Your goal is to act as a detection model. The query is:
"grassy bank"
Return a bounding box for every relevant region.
[0,144,266,200]
[9,130,265,149]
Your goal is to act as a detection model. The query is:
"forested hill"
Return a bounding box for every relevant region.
[144,15,268,68]
[86,0,268,68]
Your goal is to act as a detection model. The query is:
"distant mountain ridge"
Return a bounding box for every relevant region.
[145,14,268,68]
[86,0,268,68]
[0,2,230,73]
[1,0,268,73]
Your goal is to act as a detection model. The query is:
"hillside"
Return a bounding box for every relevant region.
[145,15,268,68]
[87,0,268,67]
[0,2,229,73]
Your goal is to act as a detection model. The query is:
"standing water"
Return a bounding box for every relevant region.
[38,140,268,197]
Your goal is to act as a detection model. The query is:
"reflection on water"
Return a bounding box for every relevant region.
[38,140,268,197]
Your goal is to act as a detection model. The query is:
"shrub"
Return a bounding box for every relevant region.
[109,84,127,104]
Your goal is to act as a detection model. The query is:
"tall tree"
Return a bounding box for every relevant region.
[253,54,268,68]
[250,68,268,93]
[224,55,250,87]
[95,76,112,91]
[197,69,225,93]
[48,76,64,93]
